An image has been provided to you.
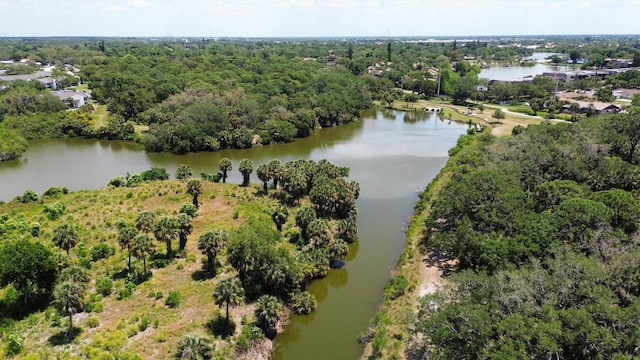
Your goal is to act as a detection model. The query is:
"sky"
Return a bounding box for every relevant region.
[0,0,639,38]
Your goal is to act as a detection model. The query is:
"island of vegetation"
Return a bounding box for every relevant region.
[0,158,358,359]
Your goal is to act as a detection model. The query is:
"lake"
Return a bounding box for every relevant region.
[0,108,468,359]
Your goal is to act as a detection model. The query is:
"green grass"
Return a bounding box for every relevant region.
[92,104,109,128]
[0,179,286,359]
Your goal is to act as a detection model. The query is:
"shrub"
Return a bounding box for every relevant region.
[179,203,198,218]
[165,291,181,308]
[108,176,127,187]
[90,243,115,261]
[201,172,222,183]
[141,167,169,181]
[4,333,23,356]
[30,222,40,237]
[384,275,409,300]
[117,282,136,300]
[87,316,100,328]
[95,277,113,296]
[43,186,69,198]
[43,202,65,220]
[15,189,39,203]
[138,315,150,332]
[289,291,317,315]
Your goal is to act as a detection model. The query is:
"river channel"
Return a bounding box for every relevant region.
[0,108,467,359]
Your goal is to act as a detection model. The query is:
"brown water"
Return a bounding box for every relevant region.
[0,108,467,359]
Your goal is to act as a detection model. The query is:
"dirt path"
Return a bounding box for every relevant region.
[417,260,440,297]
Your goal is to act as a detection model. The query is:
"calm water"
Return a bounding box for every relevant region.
[0,109,467,359]
[480,53,569,81]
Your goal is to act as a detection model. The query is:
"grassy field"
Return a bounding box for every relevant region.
[0,180,285,359]
[92,104,109,128]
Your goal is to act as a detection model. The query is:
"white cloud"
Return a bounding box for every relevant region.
[130,0,154,8]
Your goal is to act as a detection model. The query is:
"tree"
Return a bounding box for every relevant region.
[387,42,392,62]
[59,266,90,290]
[175,334,213,360]
[271,204,288,231]
[131,233,155,277]
[154,216,179,259]
[213,277,244,322]
[268,159,283,189]
[239,158,253,187]
[136,210,156,234]
[53,223,79,255]
[117,220,138,272]
[218,158,232,183]
[0,240,57,305]
[492,108,505,120]
[176,213,193,251]
[186,179,202,208]
[53,280,85,339]
[256,163,271,193]
[606,112,640,163]
[569,49,581,64]
[254,295,281,338]
[197,229,228,274]
[176,164,193,180]
[595,87,614,102]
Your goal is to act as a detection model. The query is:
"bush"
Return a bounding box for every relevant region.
[117,282,136,300]
[141,167,169,181]
[30,222,40,237]
[289,291,317,315]
[43,187,69,198]
[43,202,65,220]
[165,291,181,308]
[87,316,100,328]
[96,277,113,296]
[138,315,150,332]
[201,172,222,183]
[108,176,127,188]
[179,203,198,218]
[384,275,409,300]
[4,333,23,356]
[15,189,39,203]
[90,243,115,261]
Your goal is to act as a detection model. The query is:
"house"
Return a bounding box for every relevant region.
[564,100,621,115]
[51,90,90,108]
[37,77,57,90]
[613,88,640,100]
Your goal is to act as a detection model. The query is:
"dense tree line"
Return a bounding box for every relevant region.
[410,110,640,359]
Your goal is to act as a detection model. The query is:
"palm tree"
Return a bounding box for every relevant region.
[131,233,155,277]
[135,210,156,234]
[256,163,271,193]
[175,334,213,360]
[176,213,193,251]
[271,204,288,231]
[175,164,193,180]
[213,277,244,322]
[197,229,227,274]
[218,158,232,183]
[53,223,78,255]
[239,159,253,187]
[154,216,179,259]
[254,295,282,338]
[53,280,85,339]
[186,179,202,208]
[117,220,138,272]
[267,159,283,189]
[59,266,90,290]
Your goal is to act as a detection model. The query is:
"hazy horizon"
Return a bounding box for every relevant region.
[1,0,640,39]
